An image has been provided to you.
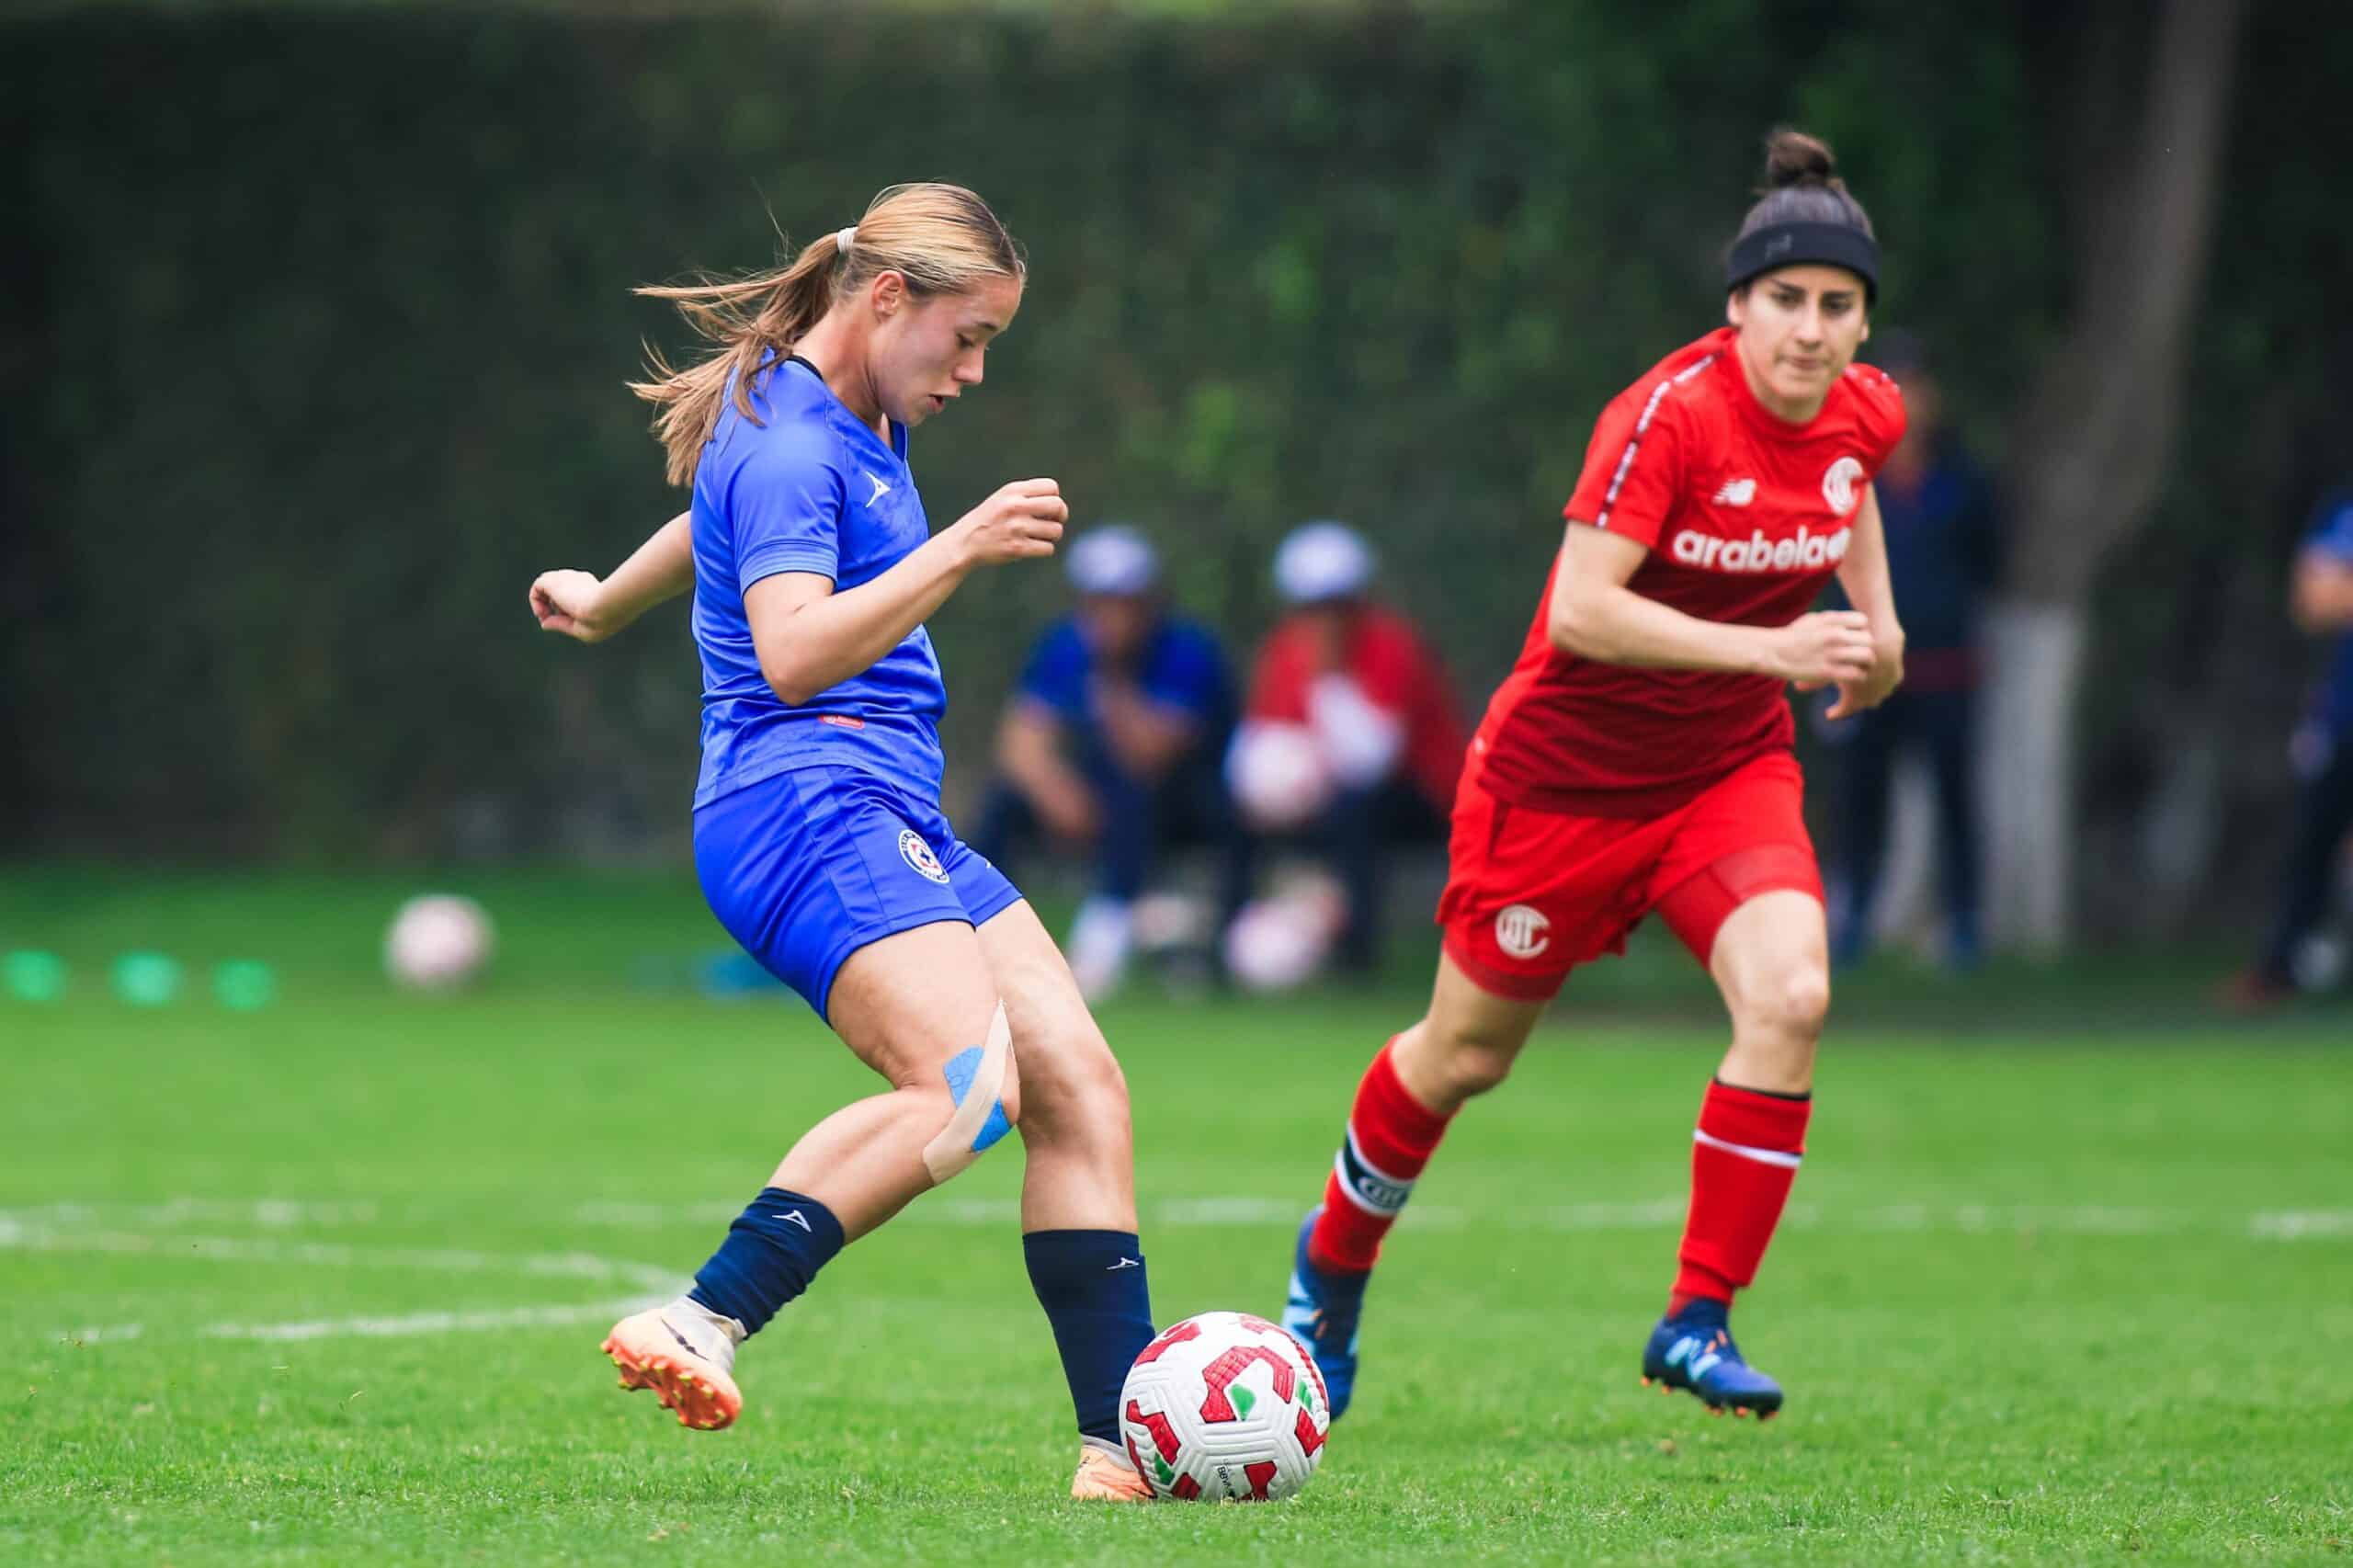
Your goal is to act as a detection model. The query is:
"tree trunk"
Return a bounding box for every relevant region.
[1980,598,2089,951]
[1987,0,2247,949]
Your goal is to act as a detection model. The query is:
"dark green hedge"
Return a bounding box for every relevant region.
[2,3,2343,868]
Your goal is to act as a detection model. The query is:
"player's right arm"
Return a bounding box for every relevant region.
[750,479,1067,705]
[530,512,693,644]
[2290,541,2353,634]
[1546,522,1876,686]
[1548,370,1872,687]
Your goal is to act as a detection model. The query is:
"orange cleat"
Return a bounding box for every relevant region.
[602,1304,744,1432]
[1071,1445,1154,1502]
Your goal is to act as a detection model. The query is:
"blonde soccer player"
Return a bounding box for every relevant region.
[529,184,1154,1500]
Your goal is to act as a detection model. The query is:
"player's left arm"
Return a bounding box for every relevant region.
[1096,680,1200,782]
[530,512,693,644]
[1820,483,1905,720]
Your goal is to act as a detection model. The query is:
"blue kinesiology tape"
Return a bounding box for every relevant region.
[940,1044,1012,1153]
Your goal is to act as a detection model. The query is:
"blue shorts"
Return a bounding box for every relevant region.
[693,766,1023,1021]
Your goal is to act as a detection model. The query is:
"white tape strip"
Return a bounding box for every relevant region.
[922,1002,1011,1184]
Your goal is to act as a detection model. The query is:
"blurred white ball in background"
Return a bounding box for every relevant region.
[384,893,495,992]
[1222,874,1347,994]
[1227,722,1332,833]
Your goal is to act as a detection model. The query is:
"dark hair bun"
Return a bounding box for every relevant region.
[1763,127,1839,190]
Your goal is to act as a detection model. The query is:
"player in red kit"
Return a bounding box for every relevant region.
[1280,130,1907,1421]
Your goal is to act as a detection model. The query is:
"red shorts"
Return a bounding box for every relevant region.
[1436,750,1822,1001]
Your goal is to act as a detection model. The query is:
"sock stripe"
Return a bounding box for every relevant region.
[1344,1127,1414,1190]
[1692,1128,1803,1169]
[1334,1129,1416,1215]
[1311,1040,1455,1272]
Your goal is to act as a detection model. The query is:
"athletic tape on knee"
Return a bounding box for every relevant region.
[922,1002,1012,1183]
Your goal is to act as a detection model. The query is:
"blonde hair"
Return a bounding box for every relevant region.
[631,182,1024,485]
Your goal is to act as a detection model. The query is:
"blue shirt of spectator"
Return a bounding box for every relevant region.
[1015,615,1233,784]
[2305,488,2353,733]
[1876,435,1999,659]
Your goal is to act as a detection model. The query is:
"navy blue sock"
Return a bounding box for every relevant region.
[1667,1294,1729,1328]
[1023,1229,1154,1446]
[688,1187,845,1335]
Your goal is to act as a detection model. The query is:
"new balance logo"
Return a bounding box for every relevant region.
[1711,478,1757,507]
[865,473,892,506]
[1669,524,1852,574]
[779,1209,813,1233]
[1107,1256,1142,1271]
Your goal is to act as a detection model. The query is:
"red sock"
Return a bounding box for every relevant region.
[1669,1078,1811,1316]
[1308,1040,1454,1273]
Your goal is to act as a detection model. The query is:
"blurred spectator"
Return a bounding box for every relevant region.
[2224,487,2353,1006]
[1826,335,1998,971]
[972,525,1245,998]
[1229,520,1466,975]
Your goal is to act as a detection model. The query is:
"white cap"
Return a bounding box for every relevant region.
[1066,525,1160,597]
[1273,519,1374,605]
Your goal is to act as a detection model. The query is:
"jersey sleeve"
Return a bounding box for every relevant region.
[1853,364,1910,474]
[1563,384,1688,551]
[727,417,849,593]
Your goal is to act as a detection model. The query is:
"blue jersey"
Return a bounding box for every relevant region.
[689,356,948,808]
[1016,615,1233,775]
[1875,440,1998,655]
[2306,490,2353,733]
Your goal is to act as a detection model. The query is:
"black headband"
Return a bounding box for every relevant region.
[1725,221,1880,303]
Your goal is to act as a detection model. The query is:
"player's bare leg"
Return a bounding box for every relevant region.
[1286,954,1547,1418]
[1711,890,1830,1096]
[607,921,1016,1430]
[1389,956,1552,1116]
[976,901,1154,1500]
[1644,889,1829,1416]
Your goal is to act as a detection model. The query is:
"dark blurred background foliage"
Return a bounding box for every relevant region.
[4,0,2349,941]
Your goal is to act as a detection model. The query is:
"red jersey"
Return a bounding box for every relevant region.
[1473,327,1906,817]
[1246,605,1467,813]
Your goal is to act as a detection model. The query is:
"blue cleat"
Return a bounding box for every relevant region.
[1281,1209,1366,1421]
[1641,1300,1784,1418]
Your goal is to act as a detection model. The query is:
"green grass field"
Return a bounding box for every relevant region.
[5,870,2350,1564]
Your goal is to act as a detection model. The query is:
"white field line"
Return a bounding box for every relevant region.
[202,1295,664,1343]
[0,1199,379,1230]
[2248,1210,2353,1240]
[36,1194,2345,1243]
[57,1295,664,1347]
[569,1196,2353,1240]
[20,1189,2348,1351]
[0,1223,679,1291]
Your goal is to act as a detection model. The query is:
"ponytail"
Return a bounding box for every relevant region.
[631,183,1022,486]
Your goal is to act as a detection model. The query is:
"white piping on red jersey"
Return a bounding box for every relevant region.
[1597,354,1718,528]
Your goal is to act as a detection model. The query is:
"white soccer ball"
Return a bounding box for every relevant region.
[1227,722,1332,832]
[1222,873,1347,994]
[383,894,494,992]
[1119,1310,1331,1502]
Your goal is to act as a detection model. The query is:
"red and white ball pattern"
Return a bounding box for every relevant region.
[1118,1310,1330,1502]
